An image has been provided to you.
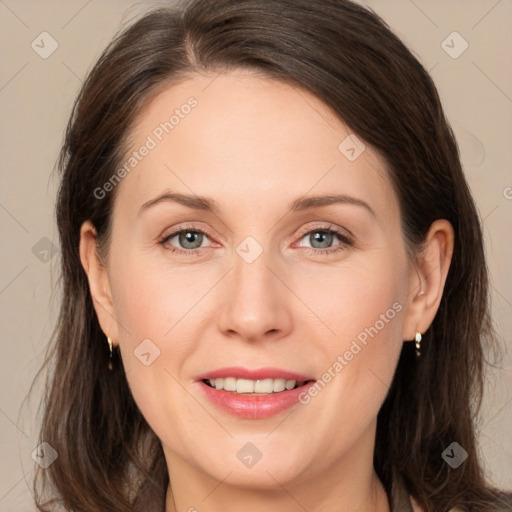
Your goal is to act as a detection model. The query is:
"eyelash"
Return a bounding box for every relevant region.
[157,224,354,257]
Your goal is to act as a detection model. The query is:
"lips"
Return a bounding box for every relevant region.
[194,367,317,419]
[195,366,316,382]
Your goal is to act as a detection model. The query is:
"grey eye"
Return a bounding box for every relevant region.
[176,231,204,249]
[307,231,335,249]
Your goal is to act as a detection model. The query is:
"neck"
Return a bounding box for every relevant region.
[164,423,390,512]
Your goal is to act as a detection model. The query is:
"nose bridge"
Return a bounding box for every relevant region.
[217,235,292,341]
[233,240,273,298]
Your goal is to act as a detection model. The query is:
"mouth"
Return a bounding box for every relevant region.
[195,367,317,418]
[201,377,315,395]
[197,376,318,419]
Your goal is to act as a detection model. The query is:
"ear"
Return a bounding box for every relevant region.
[401,219,455,341]
[79,220,119,346]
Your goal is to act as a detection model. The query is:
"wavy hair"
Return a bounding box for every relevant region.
[32,0,510,510]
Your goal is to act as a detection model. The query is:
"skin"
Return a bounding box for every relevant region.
[80,70,453,512]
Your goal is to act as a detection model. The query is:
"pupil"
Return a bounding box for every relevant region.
[180,231,202,249]
[311,231,332,249]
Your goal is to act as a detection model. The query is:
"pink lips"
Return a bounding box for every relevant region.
[195,366,315,382]
[194,366,317,419]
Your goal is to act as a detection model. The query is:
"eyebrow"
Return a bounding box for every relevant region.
[139,191,376,218]
[140,191,219,215]
[289,194,376,218]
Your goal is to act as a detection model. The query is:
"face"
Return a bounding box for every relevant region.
[90,71,418,493]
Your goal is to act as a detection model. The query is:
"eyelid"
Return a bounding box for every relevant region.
[295,222,353,240]
[292,223,354,254]
[158,223,218,247]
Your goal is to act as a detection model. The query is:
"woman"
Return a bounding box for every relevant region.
[33,0,511,510]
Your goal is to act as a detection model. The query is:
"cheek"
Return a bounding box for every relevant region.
[107,251,210,442]
[293,248,406,351]
[110,254,185,342]
[293,249,406,427]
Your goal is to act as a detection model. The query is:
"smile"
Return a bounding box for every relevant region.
[203,377,311,394]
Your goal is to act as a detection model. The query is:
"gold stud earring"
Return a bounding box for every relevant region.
[415,332,422,358]
[107,337,113,370]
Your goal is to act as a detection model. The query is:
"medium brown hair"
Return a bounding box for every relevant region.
[33,0,510,510]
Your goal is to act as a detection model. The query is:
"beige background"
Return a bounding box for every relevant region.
[0,0,511,509]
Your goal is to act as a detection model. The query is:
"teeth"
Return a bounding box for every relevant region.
[207,377,305,394]
[236,378,254,394]
[273,379,286,392]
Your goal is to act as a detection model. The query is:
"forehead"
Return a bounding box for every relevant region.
[114,70,397,226]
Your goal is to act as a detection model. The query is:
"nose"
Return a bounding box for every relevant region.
[216,246,293,343]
